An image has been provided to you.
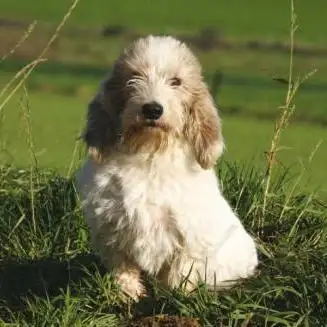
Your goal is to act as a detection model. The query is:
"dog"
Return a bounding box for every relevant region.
[76,35,258,300]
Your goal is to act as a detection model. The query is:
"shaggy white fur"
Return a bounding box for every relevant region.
[77,35,258,300]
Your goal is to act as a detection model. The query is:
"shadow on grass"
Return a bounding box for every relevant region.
[0,253,103,311]
[0,254,202,326]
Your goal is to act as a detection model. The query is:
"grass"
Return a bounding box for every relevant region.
[0,164,327,326]
[0,92,85,170]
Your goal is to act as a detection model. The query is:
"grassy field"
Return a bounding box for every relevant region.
[1,0,327,45]
[1,0,327,325]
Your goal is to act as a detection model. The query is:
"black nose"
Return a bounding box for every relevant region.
[142,102,163,120]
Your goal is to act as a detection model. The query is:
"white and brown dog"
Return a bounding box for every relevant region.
[77,35,258,300]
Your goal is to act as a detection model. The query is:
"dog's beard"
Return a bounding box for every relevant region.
[122,122,174,154]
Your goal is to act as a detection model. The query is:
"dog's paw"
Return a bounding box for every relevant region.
[116,270,147,301]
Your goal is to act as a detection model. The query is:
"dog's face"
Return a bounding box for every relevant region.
[111,36,203,152]
[85,36,223,168]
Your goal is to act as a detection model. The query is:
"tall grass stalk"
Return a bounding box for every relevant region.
[261,0,317,231]
[0,20,37,62]
[20,86,39,232]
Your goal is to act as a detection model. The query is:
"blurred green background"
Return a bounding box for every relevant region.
[0,0,326,193]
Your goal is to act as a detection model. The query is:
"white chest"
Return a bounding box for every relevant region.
[89,149,198,272]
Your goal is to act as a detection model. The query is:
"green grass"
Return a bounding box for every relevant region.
[0,92,86,172]
[223,118,327,194]
[1,0,326,45]
[0,164,326,326]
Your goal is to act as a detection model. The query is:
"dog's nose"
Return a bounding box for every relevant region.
[142,102,163,120]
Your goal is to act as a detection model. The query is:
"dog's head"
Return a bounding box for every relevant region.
[83,35,224,169]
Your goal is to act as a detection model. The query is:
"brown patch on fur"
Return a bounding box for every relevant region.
[83,71,127,163]
[122,123,174,154]
[155,209,186,288]
[114,258,147,300]
[83,93,111,163]
[184,83,223,169]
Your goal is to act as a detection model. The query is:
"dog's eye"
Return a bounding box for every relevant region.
[127,71,142,86]
[170,77,181,87]
[131,71,141,78]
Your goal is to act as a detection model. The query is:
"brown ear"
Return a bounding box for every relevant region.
[184,83,224,169]
[82,77,121,163]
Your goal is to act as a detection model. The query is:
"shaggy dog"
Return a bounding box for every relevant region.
[76,35,258,300]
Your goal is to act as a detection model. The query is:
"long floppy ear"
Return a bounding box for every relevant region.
[82,76,122,163]
[184,82,224,169]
